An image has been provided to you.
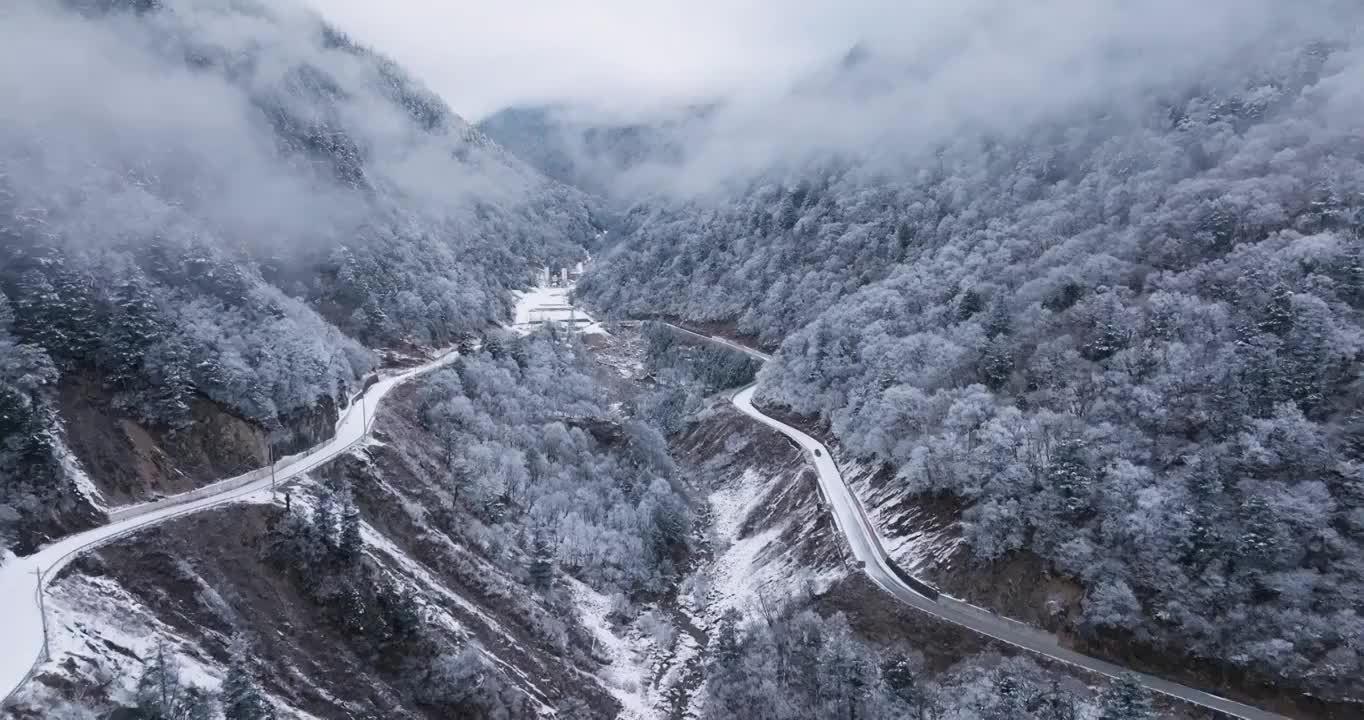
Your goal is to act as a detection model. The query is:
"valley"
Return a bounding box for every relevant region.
[3,0,1363,718]
[2,284,1242,720]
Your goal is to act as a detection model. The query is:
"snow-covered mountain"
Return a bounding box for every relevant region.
[576,5,1364,711]
[7,0,1364,718]
[0,0,601,553]
[0,1,627,713]
[478,104,713,201]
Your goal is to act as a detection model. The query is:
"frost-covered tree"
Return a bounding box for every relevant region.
[709,608,743,669]
[879,653,919,712]
[702,607,1096,720]
[414,331,688,596]
[336,487,363,566]
[132,642,212,720]
[0,0,600,552]
[0,290,63,554]
[220,638,276,720]
[1096,674,1154,720]
[1037,680,1078,720]
[528,529,556,592]
[419,644,514,715]
[581,21,1364,699]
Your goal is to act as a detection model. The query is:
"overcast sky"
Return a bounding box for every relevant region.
[306,0,901,121]
[304,0,1332,126]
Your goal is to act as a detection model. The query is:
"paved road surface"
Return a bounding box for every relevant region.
[652,318,1291,719]
[730,383,1292,720]
[0,350,458,706]
[0,316,1299,720]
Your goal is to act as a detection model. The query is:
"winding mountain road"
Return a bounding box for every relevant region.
[732,386,1295,720]
[0,311,1303,719]
[663,321,1293,720]
[0,350,457,707]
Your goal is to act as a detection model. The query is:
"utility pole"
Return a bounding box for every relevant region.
[34,568,50,663]
[361,392,368,432]
[269,441,277,499]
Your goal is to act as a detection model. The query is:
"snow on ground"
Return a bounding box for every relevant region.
[0,350,457,706]
[5,571,225,715]
[842,459,963,575]
[513,286,571,325]
[9,529,349,720]
[357,517,557,714]
[699,469,835,622]
[337,484,554,713]
[6,476,546,718]
[889,523,964,576]
[55,431,106,512]
[652,628,699,705]
[569,578,668,720]
[511,284,605,336]
[709,469,762,542]
[591,323,648,382]
[357,520,510,646]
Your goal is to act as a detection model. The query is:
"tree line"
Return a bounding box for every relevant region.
[1,0,600,558]
[582,35,1364,700]
[704,606,1157,720]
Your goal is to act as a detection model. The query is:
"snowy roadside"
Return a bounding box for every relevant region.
[0,348,458,707]
[838,459,962,577]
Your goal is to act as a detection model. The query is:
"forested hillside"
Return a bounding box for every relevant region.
[704,607,1154,720]
[478,105,708,199]
[9,328,684,718]
[580,16,1364,704]
[416,329,690,597]
[0,0,596,555]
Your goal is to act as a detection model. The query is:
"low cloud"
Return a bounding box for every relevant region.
[311,0,1359,196]
[0,0,559,257]
[306,0,895,120]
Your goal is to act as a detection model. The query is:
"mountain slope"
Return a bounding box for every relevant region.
[478,105,710,200]
[579,15,1364,707]
[0,0,599,554]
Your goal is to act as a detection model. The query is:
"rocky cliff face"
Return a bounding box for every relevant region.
[42,372,340,539]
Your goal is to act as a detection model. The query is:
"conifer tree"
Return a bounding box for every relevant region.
[220,637,276,720]
[982,672,1030,720]
[1259,283,1295,337]
[311,488,336,551]
[134,641,211,720]
[555,696,595,720]
[337,491,363,566]
[0,292,14,334]
[880,652,920,711]
[142,334,195,428]
[103,270,162,393]
[1097,674,1154,720]
[1049,439,1094,518]
[528,529,555,592]
[710,608,743,667]
[1037,680,1077,720]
